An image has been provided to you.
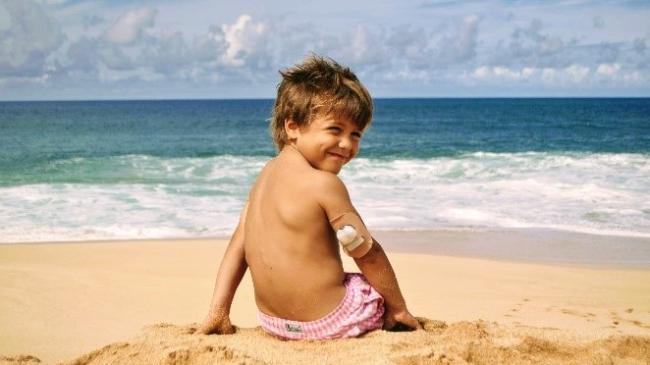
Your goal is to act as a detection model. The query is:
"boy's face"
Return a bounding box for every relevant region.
[286,113,363,174]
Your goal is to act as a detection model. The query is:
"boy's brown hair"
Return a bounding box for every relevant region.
[270,55,373,151]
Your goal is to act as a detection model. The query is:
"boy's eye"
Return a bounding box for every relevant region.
[327,126,362,139]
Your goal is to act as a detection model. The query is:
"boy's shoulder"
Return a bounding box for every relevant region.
[307,169,351,202]
[268,155,350,200]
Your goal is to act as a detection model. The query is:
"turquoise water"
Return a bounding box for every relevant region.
[1,98,649,242]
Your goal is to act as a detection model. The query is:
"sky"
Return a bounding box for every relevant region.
[1,0,649,100]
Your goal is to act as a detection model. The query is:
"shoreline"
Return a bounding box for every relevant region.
[2,227,648,269]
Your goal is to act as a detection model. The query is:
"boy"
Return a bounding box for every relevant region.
[198,55,420,339]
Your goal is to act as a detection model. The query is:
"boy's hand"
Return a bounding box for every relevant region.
[196,310,235,335]
[383,306,422,332]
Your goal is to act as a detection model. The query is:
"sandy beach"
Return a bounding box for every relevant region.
[1,231,649,364]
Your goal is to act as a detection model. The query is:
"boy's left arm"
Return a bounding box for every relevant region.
[316,174,421,331]
[354,240,422,331]
[197,202,249,335]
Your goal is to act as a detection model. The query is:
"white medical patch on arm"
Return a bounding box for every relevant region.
[336,225,366,252]
[329,211,373,258]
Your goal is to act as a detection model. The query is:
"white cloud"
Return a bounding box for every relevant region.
[470,64,594,85]
[596,63,621,77]
[621,71,641,84]
[191,26,227,64]
[471,65,536,80]
[382,68,429,82]
[221,14,265,67]
[325,25,389,70]
[541,68,556,82]
[383,15,481,71]
[521,67,535,78]
[538,35,563,55]
[105,8,156,44]
[565,64,589,82]
[493,66,517,79]
[438,14,481,64]
[3,1,650,99]
[496,18,567,66]
[455,15,480,61]
[349,26,371,62]
[473,66,490,78]
[0,0,64,77]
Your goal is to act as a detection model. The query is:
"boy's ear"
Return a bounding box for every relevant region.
[284,118,300,141]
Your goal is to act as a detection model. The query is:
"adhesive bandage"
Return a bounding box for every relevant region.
[336,225,366,252]
[329,211,373,257]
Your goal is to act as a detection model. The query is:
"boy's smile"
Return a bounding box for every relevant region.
[285,114,363,174]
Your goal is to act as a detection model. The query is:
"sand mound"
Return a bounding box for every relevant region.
[7,318,650,365]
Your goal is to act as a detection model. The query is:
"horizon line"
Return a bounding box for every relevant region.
[2,96,650,102]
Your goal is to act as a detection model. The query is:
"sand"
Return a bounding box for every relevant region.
[0,233,649,364]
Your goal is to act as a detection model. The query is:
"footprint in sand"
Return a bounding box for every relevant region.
[514,298,530,308]
[560,308,599,320]
[0,355,41,365]
[503,310,518,319]
[610,310,622,325]
[608,308,649,328]
[561,308,578,316]
[505,299,530,318]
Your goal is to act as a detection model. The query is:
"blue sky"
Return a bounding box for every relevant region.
[1,0,649,100]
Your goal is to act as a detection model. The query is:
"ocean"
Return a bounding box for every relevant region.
[1,98,649,243]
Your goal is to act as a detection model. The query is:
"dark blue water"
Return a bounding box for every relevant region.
[370,98,650,157]
[1,98,649,185]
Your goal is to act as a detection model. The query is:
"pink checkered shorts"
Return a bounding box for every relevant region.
[257,273,385,340]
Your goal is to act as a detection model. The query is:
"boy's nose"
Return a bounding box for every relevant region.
[338,136,353,149]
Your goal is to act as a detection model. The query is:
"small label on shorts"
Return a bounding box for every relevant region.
[286,323,303,333]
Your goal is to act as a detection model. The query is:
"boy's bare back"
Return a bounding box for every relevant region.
[245,147,348,321]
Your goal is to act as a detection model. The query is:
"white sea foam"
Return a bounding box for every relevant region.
[342,152,650,238]
[1,152,649,243]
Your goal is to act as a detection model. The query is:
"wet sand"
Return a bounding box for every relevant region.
[374,228,650,268]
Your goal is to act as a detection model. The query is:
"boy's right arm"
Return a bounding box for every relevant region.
[197,202,249,335]
[316,174,421,331]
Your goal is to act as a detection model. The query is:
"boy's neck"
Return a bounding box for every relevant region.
[280,144,313,169]
[282,143,303,159]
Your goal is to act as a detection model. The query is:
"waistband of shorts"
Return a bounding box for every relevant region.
[257,273,358,326]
